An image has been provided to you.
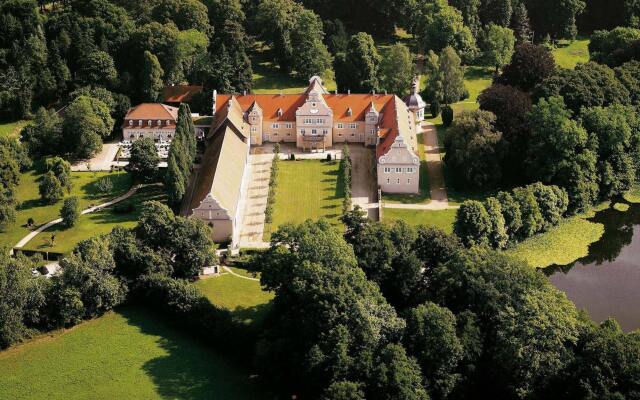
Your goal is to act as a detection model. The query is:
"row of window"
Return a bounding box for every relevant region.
[128,119,172,126]
[387,178,413,185]
[383,167,417,174]
[270,123,294,129]
[336,123,358,129]
[300,129,329,136]
[302,118,326,124]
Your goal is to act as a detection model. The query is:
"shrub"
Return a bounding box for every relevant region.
[430,100,441,118]
[96,177,113,193]
[39,171,64,204]
[290,153,296,160]
[27,217,34,227]
[442,105,454,127]
[326,153,332,161]
[60,196,81,227]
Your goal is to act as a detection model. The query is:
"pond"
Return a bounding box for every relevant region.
[545,203,640,331]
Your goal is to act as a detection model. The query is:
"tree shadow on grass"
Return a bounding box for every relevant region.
[118,306,270,400]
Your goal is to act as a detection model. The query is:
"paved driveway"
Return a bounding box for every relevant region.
[71,142,119,171]
[238,150,274,247]
[348,145,379,220]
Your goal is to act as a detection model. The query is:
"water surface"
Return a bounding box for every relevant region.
[546,204,640,331]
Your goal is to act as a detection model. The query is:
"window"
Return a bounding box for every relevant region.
[349,123,357,129]
[128,120,133,126]
[369,117,377,122]
[370,129,375,135]
[251,117,257,123]
[407,179,411,184]
[251,126,257,132]
[157,119,162,125]
[316,118,324,124]
[397,178,400,184]
[322,129,328,135]
[312,129,317,135]
[387,178,390,184]
[384,167,391,173]
[337,123,344,129]
[287,133,291,136]
[301,129,306,135]
[148,120,152,125]
[396,168,403,173]
[351,133,355,137]
[138,120,142,126]
[338,133,342,137]
[166,120,171,125]
[407,168,415,173]
[272,123,279,129]
[285,123,292,129]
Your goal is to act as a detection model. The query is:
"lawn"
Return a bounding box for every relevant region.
[0,120,28,138]
[0,170,132,250]
[382,208,457,234]
[552,37,590,69]
[264,160,345,240]
[20,185,166,254]
[0,306,268,400]
[195,268,274,326]
[505,215,604,269]
[251,42,336,94]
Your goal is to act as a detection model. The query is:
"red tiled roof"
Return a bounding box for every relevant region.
[235,94,306,121]
[324,94,393,122]
[162,85,203,103]
[123,103,179,129]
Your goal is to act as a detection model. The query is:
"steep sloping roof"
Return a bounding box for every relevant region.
[324,94,392,122]
[190,121,248,217]
[125,103,178,121]
[235,94,306,121]
[162,85,203,103]
[376,96,417,158]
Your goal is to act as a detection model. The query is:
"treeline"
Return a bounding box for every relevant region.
[166,104,197,207]
[250,215,640,399]
[0,201,219,349]
[0,137,30,228]
[340,144,352,212]
[445,39,640,213]
[455,183,569,249]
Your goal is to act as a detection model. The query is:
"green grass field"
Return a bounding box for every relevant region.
[0,120,28,138]
[21,185,166,254]
[383,208,457,234]
[195,269,274,326]
[0,306,267,400]
[0,170,132,250]
[251,42,336,94]
[552,38,590,69]
[505,215,604,269]
[264,160,345,240]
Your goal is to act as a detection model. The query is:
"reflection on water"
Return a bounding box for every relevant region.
[545,204,640,331]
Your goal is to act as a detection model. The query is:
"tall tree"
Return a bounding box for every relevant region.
[335,32,380,93]
[290,9,333,80]
[498,43,556,92]
[511,2,533,43]
[140,51,164,102]
[481,24,516,71]
[379,44,415,96]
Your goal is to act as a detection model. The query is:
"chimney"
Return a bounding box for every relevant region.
[212,90,217,117]
[347,89,351,95]
[372,90,376,95]
[384,90,387,95]
[243,90,247,96]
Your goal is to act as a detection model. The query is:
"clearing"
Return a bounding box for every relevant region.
[0,170,132,250]
[552,37,590,69]
[382,208,457,234]
[264,160,345,240]
[20,185,166,254]
[0,306,267,400]
[0,120,28,138]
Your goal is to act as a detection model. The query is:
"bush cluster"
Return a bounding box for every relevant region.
[340,145,353,213]
[265,145,280,225]
[454,183,569,248]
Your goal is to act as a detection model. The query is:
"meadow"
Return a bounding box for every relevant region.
[382,208,457,234]
[0,306,268,400]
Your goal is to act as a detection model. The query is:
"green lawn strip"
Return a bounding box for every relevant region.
[21,185,165,254]
[552,37,590,69]
[505,216,604,269]
[463,66,493,102]
[264,160,345,241]
[623,185,640,203]
[0,170,132,249]
[195,272,274,327]
[0,120,28,138]
[0,306,266,400]
[382,208,457,234]
[251,42,336,94]
[383,131,431,204]
[613,202,630,212]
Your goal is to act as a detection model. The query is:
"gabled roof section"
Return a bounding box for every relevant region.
[376,96,417,159]
[125,103,179,121]
[324,94,394,122]
[305,75,329,94]
[236,94,306,121]
[190,120,248,218]
[162,85,203,103]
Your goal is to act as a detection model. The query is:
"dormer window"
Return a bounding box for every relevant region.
[138,120,142,126]
[148,120,152,126]
[166,120,171,125]
[346,107,352,117]
[157,119,162,125]
[129,120,133,126]
[277,108,283,117]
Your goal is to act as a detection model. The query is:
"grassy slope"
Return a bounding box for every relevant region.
[264,160,344,240]
[0,307,267,400]
[0,170,132,249]
[195,269,274,326]
[251,42,336,94]
[0,120,28,138]
[383,208,457,234]
[505,202,609,269]
[552,38,590,69]
[21,185,166,254]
